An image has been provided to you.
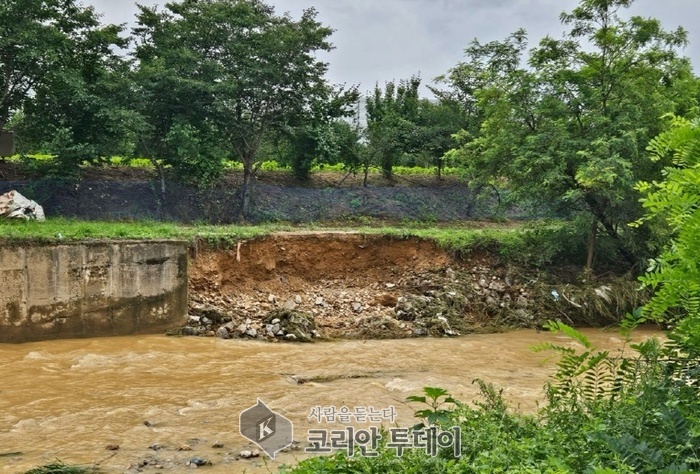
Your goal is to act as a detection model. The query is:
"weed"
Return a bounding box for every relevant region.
[23,462,97,474]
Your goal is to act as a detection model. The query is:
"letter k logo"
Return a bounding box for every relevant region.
[258,415,274,440]
[240,398,293,459]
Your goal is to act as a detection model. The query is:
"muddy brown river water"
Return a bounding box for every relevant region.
[0,328,662,473]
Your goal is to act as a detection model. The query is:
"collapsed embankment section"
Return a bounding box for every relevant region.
[0,240,188,343]
[186,232,644,341]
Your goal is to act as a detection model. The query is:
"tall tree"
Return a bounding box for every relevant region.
[365,76,421,179]
[16,31,141,170]
[276,85,359,180]
[445,0,698,270]
[134,0,338,219]
[411,98,466,179]
[0,0,130,141]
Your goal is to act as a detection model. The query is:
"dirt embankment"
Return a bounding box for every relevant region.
[183,233,643,341]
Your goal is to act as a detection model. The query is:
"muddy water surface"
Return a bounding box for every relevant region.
[0,328,661,473]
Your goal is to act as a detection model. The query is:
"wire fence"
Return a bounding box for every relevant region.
[0,178,545,223]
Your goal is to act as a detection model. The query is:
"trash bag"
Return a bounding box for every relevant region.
[0,190,45,221]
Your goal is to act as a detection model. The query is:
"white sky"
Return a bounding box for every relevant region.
[88,0,700,96]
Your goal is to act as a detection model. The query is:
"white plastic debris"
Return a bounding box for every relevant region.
[551,290,560,302]
[0,190,45,221]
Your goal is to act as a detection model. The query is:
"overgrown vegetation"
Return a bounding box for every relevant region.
[22,462,97,474]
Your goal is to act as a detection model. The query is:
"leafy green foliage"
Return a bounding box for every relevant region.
[2,0,138,172]
[365,76,466,180]
[407,386,459,429]
[366,76,422,179]
[443,0,699,270]
[134,0,342,218]
[634,116,700,334]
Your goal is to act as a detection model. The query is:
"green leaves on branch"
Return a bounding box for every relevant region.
[2,0,137,169]
[441,0,698,269]
[134,0,345,217]
[634,116,700,337]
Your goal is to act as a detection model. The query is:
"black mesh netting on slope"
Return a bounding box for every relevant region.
[0,178,545,223]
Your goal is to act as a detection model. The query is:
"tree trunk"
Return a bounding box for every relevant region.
[586,218,597,271]
[583,194,637,267]
[239,163,253,222]
[151,159,166,220]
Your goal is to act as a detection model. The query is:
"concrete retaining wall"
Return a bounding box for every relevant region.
[0,240,188,343]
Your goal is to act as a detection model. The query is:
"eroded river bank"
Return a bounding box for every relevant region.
[0,328,661,473]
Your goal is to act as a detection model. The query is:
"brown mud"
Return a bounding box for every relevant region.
[185,232,645,341]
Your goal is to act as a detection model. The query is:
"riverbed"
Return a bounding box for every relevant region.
[0,328,661,473]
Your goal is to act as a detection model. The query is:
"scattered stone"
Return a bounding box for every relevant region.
[385,283,396,288]
[178,444,192,451]
[238,449,260,459]
[315,296,325,306]
[182,326,200,336]
[351,302,363,313]
[264,309,318,342]
[187,457,210,467]
[294,295,303,304]
[374,294,398,307]
[212,442,224,449]
[222,321,236,332]
[215,327,230,339]
[244,327,258,338]
[149,443,165,451]
[283,299,296,310]
[268,294,277,304]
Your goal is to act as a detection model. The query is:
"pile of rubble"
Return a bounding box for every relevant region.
[177,262,552,342]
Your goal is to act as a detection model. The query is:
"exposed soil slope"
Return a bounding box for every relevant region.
[185,232,643,341]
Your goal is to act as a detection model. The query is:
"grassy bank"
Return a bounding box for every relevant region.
[0,218,534,260]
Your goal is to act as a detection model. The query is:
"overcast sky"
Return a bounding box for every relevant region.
[88,0,700,96]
